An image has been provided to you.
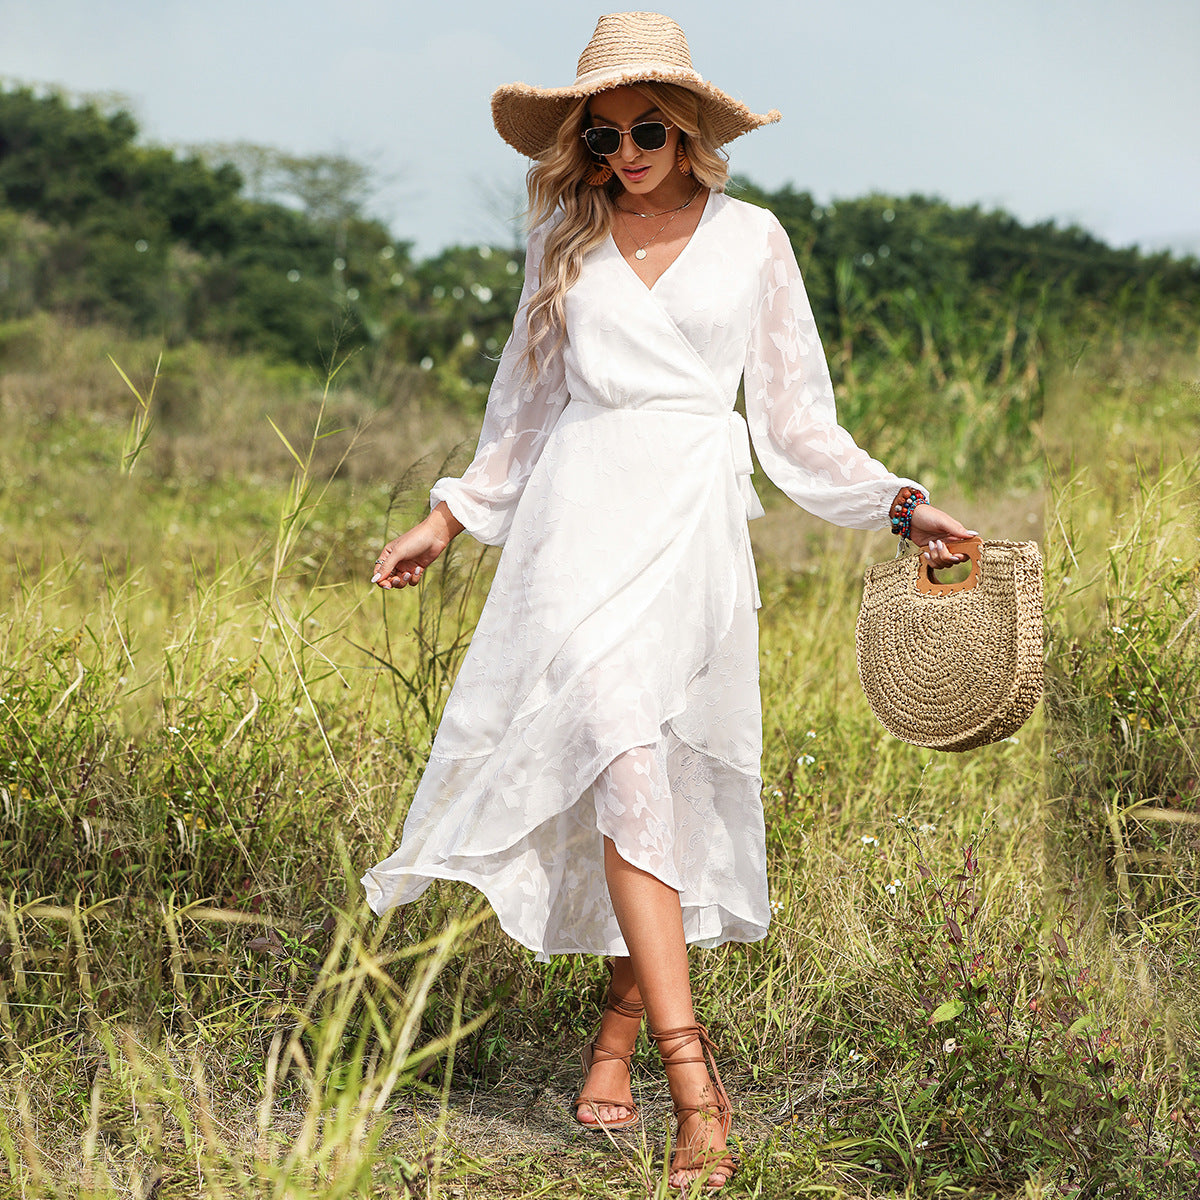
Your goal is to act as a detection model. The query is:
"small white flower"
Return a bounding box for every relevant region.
[1003,736,1020,744]
[862,835,878,847]
[885,878,903,895]
[798,754,815,766]
[1111,625,1125,635]
[848,1049,860,1062]
[805,729,817,739]
[167,726,180,734]
[942,1038,957,1054]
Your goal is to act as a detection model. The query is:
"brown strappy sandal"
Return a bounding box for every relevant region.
[573,989,644,1131]
[651,1024,738,1190]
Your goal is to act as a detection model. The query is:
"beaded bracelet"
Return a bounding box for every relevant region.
[889,486,928,540]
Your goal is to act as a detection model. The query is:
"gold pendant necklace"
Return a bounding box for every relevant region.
[619,186,701,260]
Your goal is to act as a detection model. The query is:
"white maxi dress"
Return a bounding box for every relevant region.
[363,191,920,961]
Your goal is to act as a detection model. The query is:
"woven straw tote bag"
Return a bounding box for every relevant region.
[855,537,1044,751]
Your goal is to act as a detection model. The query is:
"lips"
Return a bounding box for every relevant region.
[622,166,651,182]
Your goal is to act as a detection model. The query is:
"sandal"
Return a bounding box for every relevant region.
[573,984,643,1132]
[651,1024,737,1190]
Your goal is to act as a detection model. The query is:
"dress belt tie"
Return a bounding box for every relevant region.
[728,411,765,521]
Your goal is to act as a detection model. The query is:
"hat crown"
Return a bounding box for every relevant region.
[576,11,695,80]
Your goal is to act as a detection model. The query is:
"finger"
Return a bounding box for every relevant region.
[373,544,409,584]
[371,546,396,583]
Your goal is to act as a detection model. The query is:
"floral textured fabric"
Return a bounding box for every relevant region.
[362,191,922,960]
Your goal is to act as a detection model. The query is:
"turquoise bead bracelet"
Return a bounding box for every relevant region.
[890,487,927,540]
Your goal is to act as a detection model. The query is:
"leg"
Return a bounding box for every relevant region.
[604,836,734,1188]
[575,755,651,1129]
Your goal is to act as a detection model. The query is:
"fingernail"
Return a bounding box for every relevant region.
[401,573,411,583]
[371,572,380,583]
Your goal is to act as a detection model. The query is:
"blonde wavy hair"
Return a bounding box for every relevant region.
[522,82,730,381]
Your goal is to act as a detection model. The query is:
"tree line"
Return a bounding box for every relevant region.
[1,85,1196,397]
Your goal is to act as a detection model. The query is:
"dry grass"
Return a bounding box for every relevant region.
[1,313,1198,1197]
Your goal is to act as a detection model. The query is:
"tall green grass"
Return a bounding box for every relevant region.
[1,307,1198,1197]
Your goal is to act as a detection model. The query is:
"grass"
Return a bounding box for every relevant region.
[1,309,1198,1197]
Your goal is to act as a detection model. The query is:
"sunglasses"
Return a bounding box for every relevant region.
[582,120,675,157]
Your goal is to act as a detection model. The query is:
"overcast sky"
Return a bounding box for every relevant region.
[3,0,1198,258]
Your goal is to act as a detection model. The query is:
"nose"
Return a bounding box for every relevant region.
[616,130,641,161]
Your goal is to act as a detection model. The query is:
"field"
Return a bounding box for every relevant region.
[1,306,1198,1199]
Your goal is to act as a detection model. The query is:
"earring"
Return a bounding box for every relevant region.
[676,141,693,176]
[584,159,614,186]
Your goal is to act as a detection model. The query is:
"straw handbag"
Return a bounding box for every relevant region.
[855,537,1044,751]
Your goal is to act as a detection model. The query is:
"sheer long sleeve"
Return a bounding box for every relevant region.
[430,223,570,545]
[743,214,925,530]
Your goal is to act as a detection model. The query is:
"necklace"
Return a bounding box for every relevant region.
[618,186,702,260]
[615,187,700,220]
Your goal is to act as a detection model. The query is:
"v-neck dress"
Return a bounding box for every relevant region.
[362,191,921,960]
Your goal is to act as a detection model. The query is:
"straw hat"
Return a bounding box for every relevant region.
[491,11,781,159]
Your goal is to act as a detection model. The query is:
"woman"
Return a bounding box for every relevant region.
[363,12,971,1190]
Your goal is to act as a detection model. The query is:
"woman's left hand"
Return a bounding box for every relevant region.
[908,504,977,569]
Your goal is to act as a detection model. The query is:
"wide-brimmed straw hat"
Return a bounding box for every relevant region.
[491,11,781,159]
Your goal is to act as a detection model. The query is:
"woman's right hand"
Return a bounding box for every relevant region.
[371,502,464,590]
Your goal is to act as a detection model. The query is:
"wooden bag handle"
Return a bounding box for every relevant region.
[915,535,984,595]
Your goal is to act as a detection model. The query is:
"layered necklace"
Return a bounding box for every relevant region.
[616,185,702,260]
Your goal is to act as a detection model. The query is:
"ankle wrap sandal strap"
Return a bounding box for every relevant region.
[584,987,644,1070]
[650,1024,737,1189]
[651,1025,727,1100]
[606,992,644,1020]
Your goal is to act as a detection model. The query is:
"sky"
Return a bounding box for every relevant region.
[3,0,1199,259]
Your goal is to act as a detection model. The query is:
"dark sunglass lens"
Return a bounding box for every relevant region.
[585,127,621,156]
[631,122,668,151]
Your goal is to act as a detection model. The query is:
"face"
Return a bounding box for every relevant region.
[585,85,683,199]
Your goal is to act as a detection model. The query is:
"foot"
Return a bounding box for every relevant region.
[574,993,642,1128]
[669,1101,734,1189]
[653,1026,736,1191]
